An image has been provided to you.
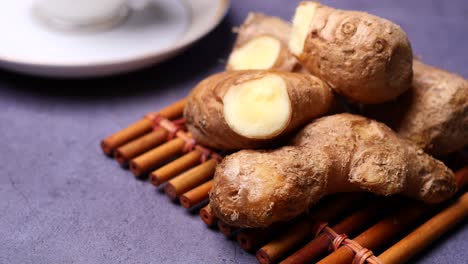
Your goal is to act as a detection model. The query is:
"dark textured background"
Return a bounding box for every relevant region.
[1,0,467,263]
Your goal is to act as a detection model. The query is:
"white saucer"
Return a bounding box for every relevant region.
[0,0,229,77]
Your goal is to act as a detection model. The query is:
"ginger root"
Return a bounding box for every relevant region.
[362,60,468,156]
[210,114,457,227]
[227,13,300,72]
[289,2,413,104]
[184,70,333,150]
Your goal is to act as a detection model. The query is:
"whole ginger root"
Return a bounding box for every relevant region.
[184,70,333,150]
[289,2,413,104]
[210,114,457,228]
[362,60,468,156]
[226,13,300,72]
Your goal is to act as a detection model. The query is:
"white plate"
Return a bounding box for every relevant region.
[0,0,229,77]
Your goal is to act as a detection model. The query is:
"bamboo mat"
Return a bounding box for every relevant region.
[101,98,468,264]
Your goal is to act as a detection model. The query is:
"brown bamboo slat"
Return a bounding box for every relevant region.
[256,193,367,264]
[281,198,401,264]
[200,204,218,226]
[378,192,468,264]
[180,180,213,208]
[114,128,168,165]
[164,159,217,200]
[237,226,281,252]
[100,98,186,155]
[218,221,240,237]
[150,150,202,186]
[130,137,186,177]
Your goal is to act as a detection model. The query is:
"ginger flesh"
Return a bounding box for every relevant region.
[289,2,317,56]
[223,74,291,139]
[228,36,282,70]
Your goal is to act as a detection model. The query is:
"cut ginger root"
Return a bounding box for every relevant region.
[210,114,458,228]
[289,2,413,104]
[227,36,282,70]
[184,70,333,150]
[223,74,291,138]
[226,13,300,72]
[288,1,317,56]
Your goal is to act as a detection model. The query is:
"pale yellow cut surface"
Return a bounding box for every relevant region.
[228,36,281,70]
[289,2,317,55]
[223,74,291,138]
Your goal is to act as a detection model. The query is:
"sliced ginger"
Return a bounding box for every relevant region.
[223,74,291,138]
[184,70,333,150]
[228,36,282,70]
[289,2,317,56]
[226,13,300,72]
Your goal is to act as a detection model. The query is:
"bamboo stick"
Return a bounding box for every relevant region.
[180,180,213,208]
[218,221,240,237]
[101,119,153,156]
[164,159,218,200]
[236,195,364,254]
[237,227,280,252]
[256,219,312,264]
[101,98,186,155]
[114,128,168,165]
[256,193,367,264]
[280,230,334,264]
[150,150,202,186]
[239,200,350,252]
[281,198,400,264]
[200,204,218,226]
[317,202,431,264]
[455,166,468,188]
[156,99,187,118]
[379,192,468,264]
[129,137,185,177]
[318,166,468,264]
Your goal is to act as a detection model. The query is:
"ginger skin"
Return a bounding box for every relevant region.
[210,114,457,228]
[289,2,413,104]
[362,60,468,156]
[184,70,333,150]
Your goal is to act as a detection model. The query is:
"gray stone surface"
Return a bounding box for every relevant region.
[0,0,467,263]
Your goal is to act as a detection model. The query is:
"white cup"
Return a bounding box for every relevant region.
[34,0,148,31]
